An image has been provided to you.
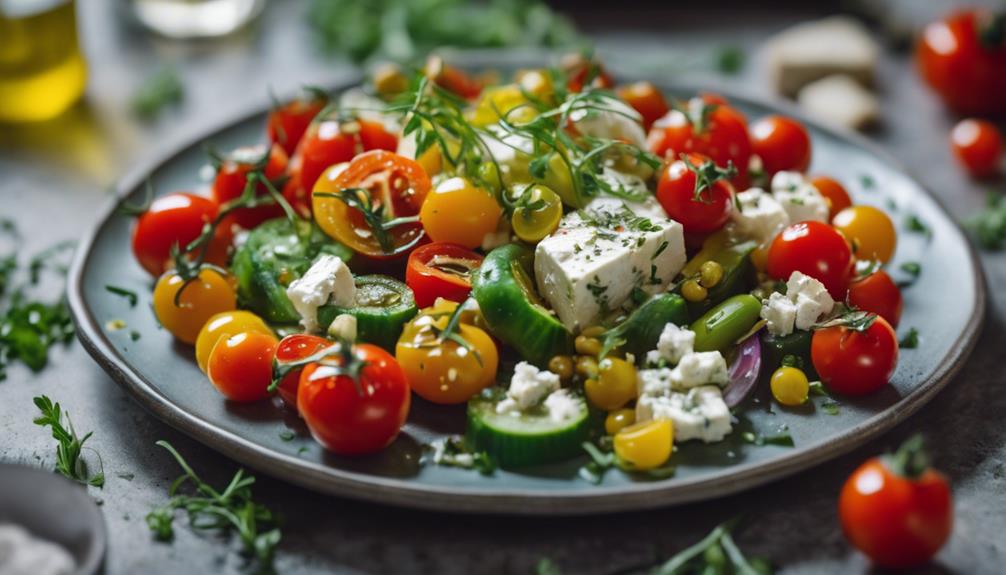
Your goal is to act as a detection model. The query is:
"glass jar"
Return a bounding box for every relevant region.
[130,0,266,39]
[0,0,87,123]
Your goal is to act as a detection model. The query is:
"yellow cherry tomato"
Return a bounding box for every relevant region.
[614,419,673,470]
[511,184,563,242]
[153,269,236,345]
[770,366,810,406]
[469,84,537,127]
[539,152,579,208]
[419,177,503,249]
[194,310,273,373]
[832,205,897,264]
[584,357,637,411]
[605,408,636,435]
[516,69,555,101]
[395,304,499,404]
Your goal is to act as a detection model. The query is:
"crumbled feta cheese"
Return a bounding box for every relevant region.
[637,367,675,396]
[327,313,357,342]
[636,386,733,443]
[534,205,686,331]
[500,361,561,412]
[771,172,829,224]
[731,188,790,245]
[285,255,355,332]
[670,351,729,389]
[655,323,696,365]
[761,271,835,335]
[569,98,647,148]
[543,389,583,423]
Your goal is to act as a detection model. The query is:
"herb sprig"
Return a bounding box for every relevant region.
[32,395,105,487]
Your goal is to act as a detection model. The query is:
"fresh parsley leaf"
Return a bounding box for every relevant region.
[899,327,919,349]
[32,395,105,487]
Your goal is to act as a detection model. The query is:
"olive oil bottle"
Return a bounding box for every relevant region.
[0,0,86,122]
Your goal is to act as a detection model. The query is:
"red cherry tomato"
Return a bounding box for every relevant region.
[281,161,310,217]
[274,334,331,412]
[750,115,812,176]
[425,55,483,99]
[848,270,903,327]
[617,82,669,130]
[839,438,953,568]
[810,176,853,217]
[206,331,279,402]
[767,221,853,299]
[656,153,735,234]
[950,118,1002,178]
[267,93,327,156]
[917,9,1006,116]
[131,193,230,276]
[406,243,484,309]
[647,95,751,185]
[211,143,289,229]
[298,343,410,455]
[297,117,399,195]
[561,53,614,93]
[811,315,898,396]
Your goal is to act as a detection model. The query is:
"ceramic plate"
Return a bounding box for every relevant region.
[68,72,985,515]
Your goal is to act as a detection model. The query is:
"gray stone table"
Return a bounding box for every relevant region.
[0,0,1003,573]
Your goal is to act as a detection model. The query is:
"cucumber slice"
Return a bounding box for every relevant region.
[467,388,591,468]
[601,293,689,359]
[232,218,352,324]
[317,275,417,350]
[471,244,573,366]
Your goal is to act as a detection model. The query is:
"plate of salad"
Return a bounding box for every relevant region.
[69,54,985,514]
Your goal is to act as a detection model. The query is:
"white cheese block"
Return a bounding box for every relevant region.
[285,255,355,332]
[797,74,880,131]
[763,16,880,97]
[655,323,696,365]
[636,386,733,443]
[761,271,835,335]
[534,205,686,331]
[731,187,790,245]
[585,192,667,222]
[569,98,647,149]
[670,351,729,389]
[771,171,829,224]
[761,292,798,337]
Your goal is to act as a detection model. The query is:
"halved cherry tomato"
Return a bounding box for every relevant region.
[950,118,1002,178]
[194,310,273,373]
[750,115,812,176]
[152,269,237,344]
[406,243,483,309]
[848,270,903,327]
[131,193,229,276]
[274,333,331,412]
[210,143,289,229]
[812,315,898,396]
[832,205,897,264]
[297,116,399,195]
[420,177,503,249]
[647,95,751,185]
[206,331,278,402]
[656,153,734,234]
[395,301,499,405]
[561,53,614,93]
[267,92,327,156]
[840,437,953,568]
[767,221,853,299]
[425,55,483,99]
[298,343,410,455]
[618,82,669,130]
[917,9,1006,116]
[313,150,429,258]
[810,176,853,217]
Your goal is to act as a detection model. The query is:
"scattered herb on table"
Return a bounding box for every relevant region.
[146,440,281,565]
[32,395,105,487]
[899,327,919,349]
[132,67,184,120]
[968,192,1006,250]
[715,45,745,74]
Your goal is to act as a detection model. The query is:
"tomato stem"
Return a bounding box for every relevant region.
[887,434,930,480]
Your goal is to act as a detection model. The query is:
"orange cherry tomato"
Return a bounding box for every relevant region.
[210,143,289,229]
[206,331,279,402]
[810,176,853,217]
[194,310,273,373]
[131,193,229,277]
[313,150,430,258]
[405,242,483,309]
[767,221,853,300]
[811,315,898,396]
[950,118,1002,178]
[419,177,502,249]
[561,53,614,93]
[274,334,331,412]
[298,343,410,455]
[840,438,953,568]
[832,205,897,264]
[152,269,237,344]
[848,270,903,327]
[267,91,327,156]
[750,115,812,176]
[617,81,669,130]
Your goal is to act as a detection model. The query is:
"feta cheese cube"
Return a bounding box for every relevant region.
[761,292,797,336]
[534,206,685,331]
[636,386,733,443]
[771,172,829,224]
[543,389,583,423]
[569,98,647,149]
[798,74,879,131]
[286,255,355,332]
[655,323,695,365]
[731,188,790,245]
[584,194,668,222]
[761,271,835,335]
[502,361,561,412]
[670,351,729,389]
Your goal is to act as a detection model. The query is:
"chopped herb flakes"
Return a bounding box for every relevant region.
[899,327,919,349]
[904,214,932,238]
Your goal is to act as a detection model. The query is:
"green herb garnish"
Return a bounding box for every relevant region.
[904,214,932,238]
[132,67,184,120]
[32,395,105,487]
[105,285,138,307]
[715,46,745,74]
[899,327,919,349]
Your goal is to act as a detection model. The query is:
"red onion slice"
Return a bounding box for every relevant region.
[724,334,761,408]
